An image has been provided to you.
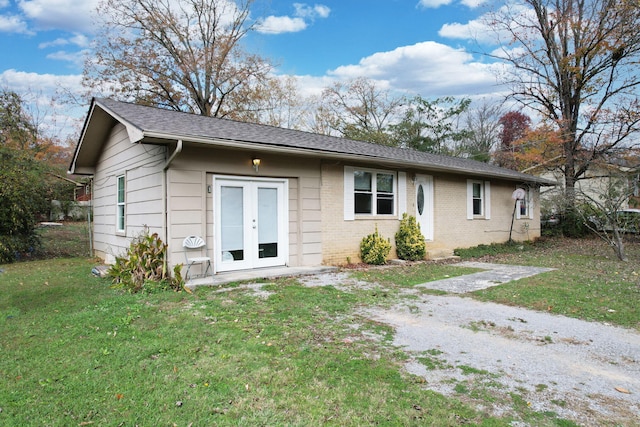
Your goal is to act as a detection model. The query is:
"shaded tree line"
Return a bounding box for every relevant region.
[0,90,76,262]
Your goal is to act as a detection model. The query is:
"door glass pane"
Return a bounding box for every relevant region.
[258,187,278,258]
[417,184,424,215]
[221,186,244,261]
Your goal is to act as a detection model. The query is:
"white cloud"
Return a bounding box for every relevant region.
[256,15,307,34]
[326,41,503,97]
[0,0,10,8]
[439,3,537,45]
[439,19,495,44]
[294,3,330,19]
[0,68,82,95]
[416,0,454,9]
[0,13,31,33]
[46,49,90,68]
[39,33,90,49]
[256,3,330,35]
[18,0,99,33]
[459,0,487,8]
[0,69,86,138]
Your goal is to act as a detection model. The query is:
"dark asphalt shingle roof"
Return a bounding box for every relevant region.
[96,98,553,185]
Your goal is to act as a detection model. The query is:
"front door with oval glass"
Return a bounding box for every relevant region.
[214,177,288,272]
[415,174,434,241]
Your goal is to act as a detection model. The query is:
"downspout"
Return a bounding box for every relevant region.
[165,139,184,170]
[163,139,183,260]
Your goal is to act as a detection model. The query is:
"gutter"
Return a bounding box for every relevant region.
[142,131,551,185]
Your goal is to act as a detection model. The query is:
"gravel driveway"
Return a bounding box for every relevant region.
[299,264,640,426]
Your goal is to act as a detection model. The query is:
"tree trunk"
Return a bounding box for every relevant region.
[611,229,628,262]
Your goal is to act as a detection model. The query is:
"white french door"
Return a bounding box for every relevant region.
[415,174,434,241]
[214,177,288,272]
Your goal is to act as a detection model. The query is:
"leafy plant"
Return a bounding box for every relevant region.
[108,228,184,293]
[360,226,391,265]
[395,213,426,261]
[0,147,49,262]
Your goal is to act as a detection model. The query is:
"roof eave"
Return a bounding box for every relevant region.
[141,130,552,185]
[68,99,146,175]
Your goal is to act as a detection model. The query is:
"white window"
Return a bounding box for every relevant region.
[344,167,404,220]
[116,174,125,233]
[516,187,534,220]
[467,180,491,220]
[354,170,395,215]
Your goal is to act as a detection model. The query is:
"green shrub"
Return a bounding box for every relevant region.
[108,229,185,293]
[0,233,41,263]
[360,226,391,265]
[395,213,426,261]
[0,147,48,262]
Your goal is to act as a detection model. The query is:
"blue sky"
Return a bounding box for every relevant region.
[0,0,505,138]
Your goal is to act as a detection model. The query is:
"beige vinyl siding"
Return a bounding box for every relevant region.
[166,169,207,269]
[299,176,322,265]
[92,123,166,263]
[165,145,322,272]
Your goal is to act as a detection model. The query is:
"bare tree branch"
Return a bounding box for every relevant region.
[85,0,273,118]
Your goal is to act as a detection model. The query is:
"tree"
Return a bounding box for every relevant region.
[390,96,472,154]
[86,0,273,117]
[459,100,504,162]
[510,124,565,172]
[0,90,75,262]
[319,77,404,145]
[228,76,308,129]
[0,90,37,151]
[0,146,50,262]
[487,0,640,207]
[579,171,638,261]
[0,89,74,166]
[494,111,532,169]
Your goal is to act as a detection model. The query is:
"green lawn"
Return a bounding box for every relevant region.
[2,224,636,425]
[0,258,509,426]
[464,237,640,330]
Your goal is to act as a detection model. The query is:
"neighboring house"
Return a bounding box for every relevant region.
[69,98,553,275]
[537,162,640,213]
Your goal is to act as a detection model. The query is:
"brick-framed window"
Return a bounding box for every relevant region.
[344,166,405,221]
[515,187,534,220]
[467,180,491,219]
[354,169,395,215]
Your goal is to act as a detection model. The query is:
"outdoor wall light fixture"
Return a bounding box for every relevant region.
[252,158,261,172]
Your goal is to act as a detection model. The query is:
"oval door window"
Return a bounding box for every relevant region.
[417,184,425,215]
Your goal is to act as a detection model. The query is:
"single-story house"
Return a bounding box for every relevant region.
[533,161,640,215]
[69,98,553,276]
